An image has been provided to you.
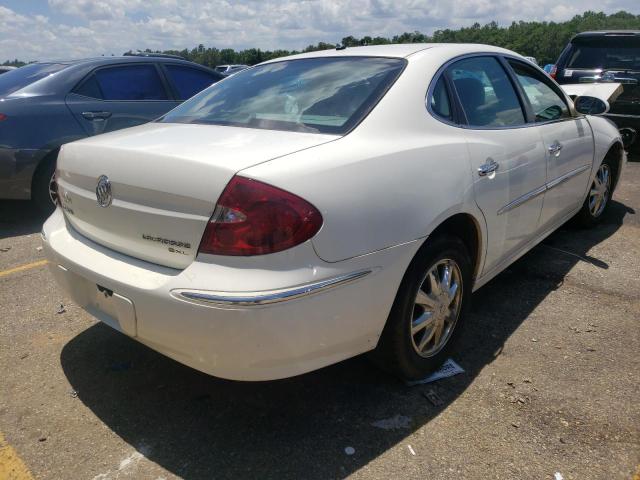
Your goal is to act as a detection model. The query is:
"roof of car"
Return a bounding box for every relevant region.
[35,55,197,67]
[573,30,640,38]
[261,43,515,64]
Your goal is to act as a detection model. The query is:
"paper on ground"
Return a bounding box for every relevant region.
[405,358,464,386]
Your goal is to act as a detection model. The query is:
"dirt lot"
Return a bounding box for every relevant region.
[1,162,639,480]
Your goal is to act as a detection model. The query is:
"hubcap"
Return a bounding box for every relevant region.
[48,172,58,206]
[588,164,611,218]
[411,258,463,358]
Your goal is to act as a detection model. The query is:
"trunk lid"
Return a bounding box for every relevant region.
[56,122,336,269]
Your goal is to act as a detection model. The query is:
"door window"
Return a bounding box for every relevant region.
[165,65,220,100]
[447,56,525,127]
[74,74,102,98]
[429,76,452,121]
[93,65,168,101]
[509,61,570,122]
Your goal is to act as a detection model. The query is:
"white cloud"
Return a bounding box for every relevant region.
[0,0,638,61]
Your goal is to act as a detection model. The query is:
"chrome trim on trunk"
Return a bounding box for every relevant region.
[172,269,373,307]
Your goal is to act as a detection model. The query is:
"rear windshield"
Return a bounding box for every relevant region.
[566,36,640,71]
[160,57,406,134]
[0,63,67,96]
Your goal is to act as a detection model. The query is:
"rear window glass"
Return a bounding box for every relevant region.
[566,36,640,71]
[430,76,452,121]
[165,65,220,100]
[74,74,102,98]
[0,63,67,96]
[161,57,406,135]
[94,65,168,101]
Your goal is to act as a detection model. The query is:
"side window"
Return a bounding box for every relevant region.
[447,56,525,127]
[165,65,220,100]
[94,65,168,101]
[430,76,452,121]
[508,61,570,122]
[74,75,102,99]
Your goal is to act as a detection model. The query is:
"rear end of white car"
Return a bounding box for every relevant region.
[43,202,418,380]
[41,51,423,380]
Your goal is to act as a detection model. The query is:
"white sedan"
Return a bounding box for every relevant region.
[43,44,625,381]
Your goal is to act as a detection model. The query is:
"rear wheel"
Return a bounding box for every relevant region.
[373,235,472,380]
[32,154,57,215]
[576,160,612,228]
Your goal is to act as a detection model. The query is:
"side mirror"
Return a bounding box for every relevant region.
[573,95,610,115]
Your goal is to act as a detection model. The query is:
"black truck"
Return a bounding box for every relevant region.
[553,30,640,153]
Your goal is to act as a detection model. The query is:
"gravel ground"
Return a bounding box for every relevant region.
[0,162,639,480]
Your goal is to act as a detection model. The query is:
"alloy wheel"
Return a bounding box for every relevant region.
[588,164,611,218]
[410,258,463,358]
[48,172,58,206]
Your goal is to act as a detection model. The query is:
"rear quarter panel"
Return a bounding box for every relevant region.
[0,95,85,199]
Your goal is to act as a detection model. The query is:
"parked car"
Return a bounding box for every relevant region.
[214,64,249,76]
[551,30,640,152]
[0,54,223,212]
[44,44,625,382]
[0,66,17,74]
[523,56,538,65]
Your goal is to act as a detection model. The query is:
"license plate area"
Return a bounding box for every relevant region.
[89,283,137,337]
[52,264,137,337]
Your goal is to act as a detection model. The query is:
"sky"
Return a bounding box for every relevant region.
[1,0,639,61]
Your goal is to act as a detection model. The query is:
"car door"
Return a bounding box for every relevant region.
[161,63,223,101]
[444,55,548,275]
[506,59,594,227]
[65,63,179,136]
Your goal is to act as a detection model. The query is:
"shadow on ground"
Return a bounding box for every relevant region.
[0,200,49,239]
[59,200,633,480]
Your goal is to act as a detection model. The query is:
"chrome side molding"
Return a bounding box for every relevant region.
[498,164,591,215]
[172,269,373,307]
[546,164,591,190]
[497,184,546,216]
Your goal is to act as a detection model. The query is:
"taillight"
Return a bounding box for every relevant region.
[198,176,323,256]
[0,113,7,121]
[549,65,557,79]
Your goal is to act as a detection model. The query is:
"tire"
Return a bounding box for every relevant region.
[32,154,58,215]
[372,235,473,381]
[575,158,613,228]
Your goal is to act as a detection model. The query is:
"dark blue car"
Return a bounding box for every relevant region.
[0,54,223,211]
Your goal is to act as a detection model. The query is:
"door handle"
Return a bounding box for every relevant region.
[82,111,112,121]
[478,159,499,177]
[548,141,563,157]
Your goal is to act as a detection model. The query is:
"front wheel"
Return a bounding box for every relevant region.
[372,235,472,380]
[575,160,613,228]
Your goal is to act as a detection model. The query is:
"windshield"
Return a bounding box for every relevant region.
[0,63,67,96]
[161,57,406,134]
[566,36,640,71]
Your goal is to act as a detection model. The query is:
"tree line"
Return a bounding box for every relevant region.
[4,10,640,68]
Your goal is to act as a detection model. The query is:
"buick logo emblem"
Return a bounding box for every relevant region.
[95,175,112,207]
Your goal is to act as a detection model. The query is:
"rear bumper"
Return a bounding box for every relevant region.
[43,208,420,380]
